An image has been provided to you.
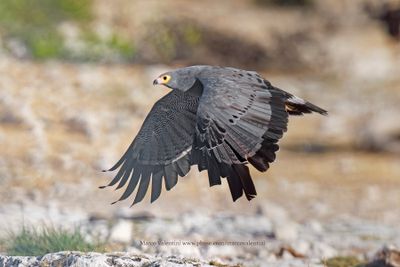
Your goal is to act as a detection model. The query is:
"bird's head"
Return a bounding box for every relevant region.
[153,67,201,92]
[153,72,172,86]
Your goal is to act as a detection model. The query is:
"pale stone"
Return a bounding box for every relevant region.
[109,220,133,244]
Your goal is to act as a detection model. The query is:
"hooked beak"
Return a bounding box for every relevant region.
[153,78,161,86]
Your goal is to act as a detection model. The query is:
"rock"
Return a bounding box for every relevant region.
[307,220,324,234]
[159,244,202,259]
[0,252,214,267]
[41,252,111,267]
[312,242,337,259]
[205,244,239,259]
[234,214,273,237]
[64,116,92,137]
[0,106,22,125]
[274,222,299,241]
[368,245,400,267]
[260,202,300,241]
[4,39,28,58]
[143,217,184,240]
[0,256,39,267]
[109,220,133,244]
[84,220,110,243]
[259,258,325,267]
[357,110,400,153]
[280,249,295,260]
[115,209,155,221]
[266,253,278,263]
[261,202,289,223]
[292,240,311,256]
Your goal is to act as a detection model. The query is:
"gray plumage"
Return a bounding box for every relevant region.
[101,65,327,205]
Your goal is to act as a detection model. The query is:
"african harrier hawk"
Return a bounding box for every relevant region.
[101,66,327,206]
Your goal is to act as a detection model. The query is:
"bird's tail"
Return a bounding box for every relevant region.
[284,95,328,116]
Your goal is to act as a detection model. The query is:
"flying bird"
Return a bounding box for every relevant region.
[101,65,327,206]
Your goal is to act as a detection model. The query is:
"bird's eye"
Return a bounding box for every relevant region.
[161,75,171,83]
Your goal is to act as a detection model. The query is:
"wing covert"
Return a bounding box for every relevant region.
[190,68,289,201]
[194,68,288,165]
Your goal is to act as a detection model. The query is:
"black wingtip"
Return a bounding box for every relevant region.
[132,198,141,206]
[209,182,222,187]
[232,196,240,202]
[150,189,162,203]
[99,185,107,189]
[111,200,118,205]
[245,194,257,201]
[102,169,107,172]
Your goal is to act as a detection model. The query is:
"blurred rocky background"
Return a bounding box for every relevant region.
[0,0,400,266]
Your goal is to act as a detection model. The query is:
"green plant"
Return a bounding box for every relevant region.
[108,34,136,59]
[0,0,134,62]
[0,238,5,252]
[3,225,104,256]
[0,0,92,59]
[81,31,136,62]
[323,256,365,267]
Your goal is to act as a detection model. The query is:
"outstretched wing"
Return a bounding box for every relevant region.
[101,90,199,205]
[192,68,288,200]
